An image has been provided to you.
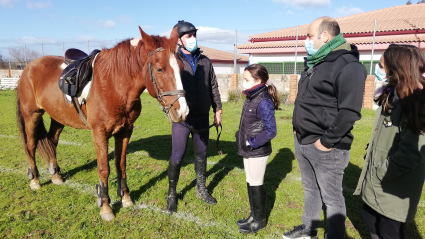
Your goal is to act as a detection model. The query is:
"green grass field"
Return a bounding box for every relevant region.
[0,90,424,238]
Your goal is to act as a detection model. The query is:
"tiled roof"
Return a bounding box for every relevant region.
[200,45,248,62]
[249,4,425,40]
[238,34,425,49]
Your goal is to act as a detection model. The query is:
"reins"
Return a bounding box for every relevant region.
[145,47,186,117]
[178,122,223,155]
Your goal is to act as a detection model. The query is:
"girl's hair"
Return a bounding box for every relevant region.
[375,44,425,134]
[244,64,280,109]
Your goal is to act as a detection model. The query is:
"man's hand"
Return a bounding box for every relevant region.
[314,139,331,151]
[213,110,222,127]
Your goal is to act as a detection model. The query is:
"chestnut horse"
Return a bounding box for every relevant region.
[16,27,188,221]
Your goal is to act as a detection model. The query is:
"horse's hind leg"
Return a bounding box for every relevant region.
[92,129,115,221]
[114,127,134,208]
[47,118,65,185]
[21,111,44,190]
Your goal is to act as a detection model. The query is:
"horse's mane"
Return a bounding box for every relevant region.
[94,35,175,84]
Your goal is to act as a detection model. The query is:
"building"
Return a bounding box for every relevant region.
[237,4,425,75]
[200,46,249,74]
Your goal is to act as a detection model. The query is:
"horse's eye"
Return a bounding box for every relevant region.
[157,69,163,73]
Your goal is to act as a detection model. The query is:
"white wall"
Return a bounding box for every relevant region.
[212,63,248,74]
[249,51,384,65]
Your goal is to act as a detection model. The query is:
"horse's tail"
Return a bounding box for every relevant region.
[16,85,55,163]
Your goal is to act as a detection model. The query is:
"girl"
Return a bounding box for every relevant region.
[235,64,279,234]
[354,44,425,239]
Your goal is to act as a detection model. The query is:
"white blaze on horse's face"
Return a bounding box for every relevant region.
[169,54,189,120]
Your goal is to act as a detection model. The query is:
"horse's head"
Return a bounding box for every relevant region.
[132,27,189,123]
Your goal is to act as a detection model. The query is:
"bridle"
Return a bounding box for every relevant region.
[145,47,186,116]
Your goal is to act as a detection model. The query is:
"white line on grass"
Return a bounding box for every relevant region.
[0,134,83,146]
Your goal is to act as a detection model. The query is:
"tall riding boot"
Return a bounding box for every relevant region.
[239,184,267,234]
[236,183,254,226]
[194,157,217,205]
[167,157,181,213]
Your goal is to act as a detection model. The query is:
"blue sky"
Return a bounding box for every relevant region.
[0,0,408,55]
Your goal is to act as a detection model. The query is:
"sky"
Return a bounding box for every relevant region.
[0,0,410,57]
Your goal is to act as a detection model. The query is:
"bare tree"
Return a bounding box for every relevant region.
[0,53,7,69]
[406,0,412,4]
[9,47,40,66]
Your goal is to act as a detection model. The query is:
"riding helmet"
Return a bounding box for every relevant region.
[173,20,198,37]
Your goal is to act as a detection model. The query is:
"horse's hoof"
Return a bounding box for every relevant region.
[122,195,134,208]
[30,179,41,190]
[100,211,115,221]
[51,174,63,185]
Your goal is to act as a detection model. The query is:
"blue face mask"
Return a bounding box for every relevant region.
[375,64,388,82]
[184,37,198,53]
[304,39,318,56]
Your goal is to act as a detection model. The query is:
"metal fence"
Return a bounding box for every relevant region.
[1,17,424,74]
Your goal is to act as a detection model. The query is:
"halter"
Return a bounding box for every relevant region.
[145,47,186,116]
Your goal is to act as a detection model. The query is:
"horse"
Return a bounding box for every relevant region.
[16,27,189,221]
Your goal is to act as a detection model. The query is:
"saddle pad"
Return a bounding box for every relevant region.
[64,80,92,105]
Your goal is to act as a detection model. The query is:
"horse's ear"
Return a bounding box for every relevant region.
[169,27,179,46]
[139,26,154,49]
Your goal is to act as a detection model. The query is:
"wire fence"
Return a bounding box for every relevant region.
[1,17,424,74]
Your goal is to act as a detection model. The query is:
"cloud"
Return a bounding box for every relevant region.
[272,0,330,8]
[0,0,19,8]
[98,20,116,29]
[116,15,134,24]
[15,36,59,44]
[286,10,294,14]
[333,6,364,17]
[26,1,52,9]
[161,26,235,44]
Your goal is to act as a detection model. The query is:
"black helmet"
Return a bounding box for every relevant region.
[173,20,198,38]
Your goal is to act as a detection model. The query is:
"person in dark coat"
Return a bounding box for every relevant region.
[235,64,279,234]
[166,20,222,213]
[284,17,366,239]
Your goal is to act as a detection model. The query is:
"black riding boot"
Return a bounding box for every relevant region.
[239,184,267,234]
[194,157,217,205]
[167,157,181,213]
[236,183,254,226]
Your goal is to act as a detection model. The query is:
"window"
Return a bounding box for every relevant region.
[360,60,379,75]
[259,62,305,74]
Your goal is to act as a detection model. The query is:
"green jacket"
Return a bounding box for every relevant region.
[354,100,425,222]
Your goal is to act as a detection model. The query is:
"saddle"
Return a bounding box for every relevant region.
[58,48,101,127]
[58,48,101,97]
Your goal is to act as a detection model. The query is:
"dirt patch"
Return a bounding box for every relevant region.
[279,116,292,120]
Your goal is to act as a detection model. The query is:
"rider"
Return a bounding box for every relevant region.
[166,20,222,213]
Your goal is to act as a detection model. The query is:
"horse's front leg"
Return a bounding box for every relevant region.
[92,129,115,221]
[114,126,134,208]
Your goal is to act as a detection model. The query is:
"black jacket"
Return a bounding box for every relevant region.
[236,86,273,157]
[292,45,367,150]
[177,48,222,115]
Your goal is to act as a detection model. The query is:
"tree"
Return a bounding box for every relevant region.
[406,0,411,4]
[0,53,7,69]
[9,46,40,66]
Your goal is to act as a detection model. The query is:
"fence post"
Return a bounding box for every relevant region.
[24,45,27,66]
[8,46,11,73]
[234,29,237,73]
[370,19,377,75]
[294,25,299,74]
[41,43,44,56]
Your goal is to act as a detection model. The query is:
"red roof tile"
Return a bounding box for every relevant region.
[249,4,425,40]
[200,45,248,62]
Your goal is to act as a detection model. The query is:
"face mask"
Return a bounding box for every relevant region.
[304,33,322,56]
[375,64,388,82]
[243,80,261,90]
[184,37,197,53]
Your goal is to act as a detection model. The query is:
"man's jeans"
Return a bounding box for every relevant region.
[294,135,350,239]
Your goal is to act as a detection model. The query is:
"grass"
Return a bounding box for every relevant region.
[0,89,424,238]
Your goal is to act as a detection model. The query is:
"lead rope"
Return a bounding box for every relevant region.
[178,122,223,155]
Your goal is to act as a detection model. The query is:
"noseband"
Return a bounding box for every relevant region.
[145,47,186,116]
